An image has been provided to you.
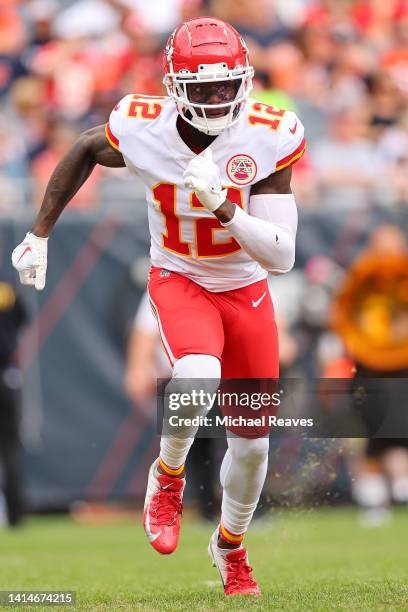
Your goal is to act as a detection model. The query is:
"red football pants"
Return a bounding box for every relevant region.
[148,267,279,378]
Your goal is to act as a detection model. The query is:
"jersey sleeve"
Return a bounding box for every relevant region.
[105,94,133,152]
[275,111,307,172]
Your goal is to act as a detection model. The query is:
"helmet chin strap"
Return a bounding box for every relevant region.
[186,113,231,136]
[176,81,246,135]
[178,105,228,135]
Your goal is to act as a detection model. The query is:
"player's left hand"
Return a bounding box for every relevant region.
[183,149,227,212]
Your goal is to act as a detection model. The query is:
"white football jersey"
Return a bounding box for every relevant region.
[106,95,306,292]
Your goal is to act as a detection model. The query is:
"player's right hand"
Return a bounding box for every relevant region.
[183,149,227,212]
[11,232,48,291]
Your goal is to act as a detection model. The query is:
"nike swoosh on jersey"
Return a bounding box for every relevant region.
[252,292,267,308]
[289,120,297,134]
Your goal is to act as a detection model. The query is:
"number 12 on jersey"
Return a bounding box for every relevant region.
[152,183,243,258]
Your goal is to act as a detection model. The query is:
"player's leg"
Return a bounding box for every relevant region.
[219,279,278,545]
[144,268,224,554]
[208,279,278,594]
[159,354,221,478]
[219,434,269,538]
[220,278,279,379]
[208,435,268,595]
[149,268,223,476]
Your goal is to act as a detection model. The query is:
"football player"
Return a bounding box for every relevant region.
[12,18,306,596]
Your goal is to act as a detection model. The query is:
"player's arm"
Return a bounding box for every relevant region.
[11,125,125,290]
[215,164,292,220]
[183,151,297,275]
[33,125,125,237]
[216,165,297,275]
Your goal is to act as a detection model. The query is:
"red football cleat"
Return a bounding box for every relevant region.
[208,529,261,596]
[143,459,185,555]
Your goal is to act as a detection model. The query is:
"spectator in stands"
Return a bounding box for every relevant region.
[9,76,49,164]
[23,0,58,54]
[331,224,408,524]
[31,121,102,210]
[351,0,408,52]
[214,0,291,77]
[311,107,382,211]
[0,0,28,99]
[0,0,407,214]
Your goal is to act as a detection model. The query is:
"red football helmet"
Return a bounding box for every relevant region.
[163,17,254,135]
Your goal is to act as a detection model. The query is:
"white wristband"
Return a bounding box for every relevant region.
[27,232,49,244]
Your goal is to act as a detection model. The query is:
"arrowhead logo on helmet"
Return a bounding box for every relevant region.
[163,17,254,136]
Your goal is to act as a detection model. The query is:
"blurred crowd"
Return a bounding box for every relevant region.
[1,0,408,213]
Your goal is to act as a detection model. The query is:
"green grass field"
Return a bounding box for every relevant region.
[0,508,407,611]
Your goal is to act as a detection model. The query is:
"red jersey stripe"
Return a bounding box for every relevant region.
[105,122,120,150]
[276,137,307,171]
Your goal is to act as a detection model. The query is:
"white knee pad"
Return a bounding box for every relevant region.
[160,354,221,466]
[164,354,221,427]
[228,436,270,469]
[172,354,221,399]
[173,354,221,382]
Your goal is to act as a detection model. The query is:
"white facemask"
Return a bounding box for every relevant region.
[164,62,254,135]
